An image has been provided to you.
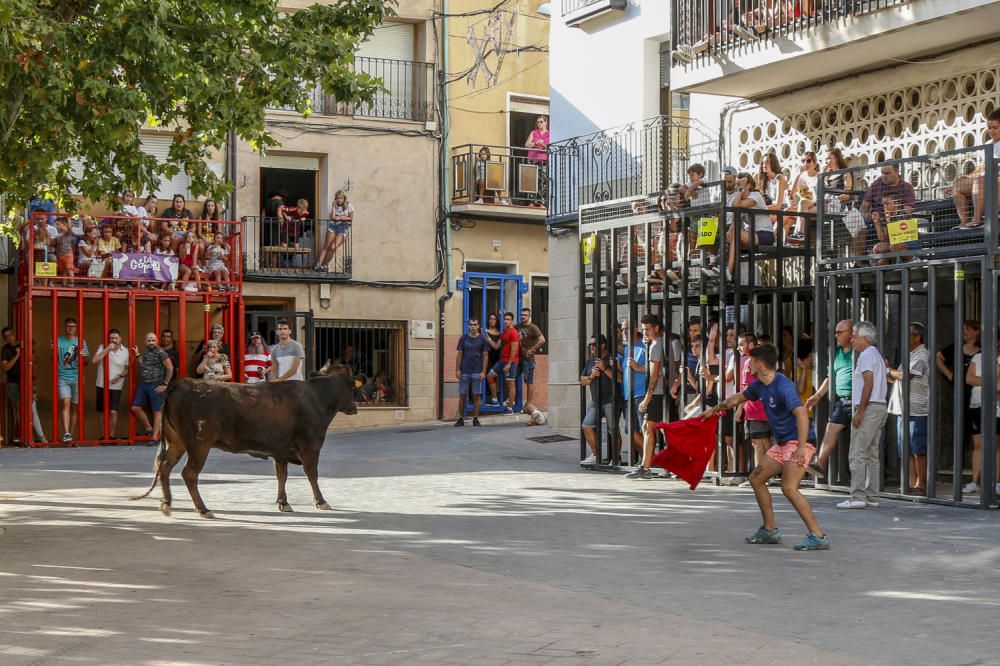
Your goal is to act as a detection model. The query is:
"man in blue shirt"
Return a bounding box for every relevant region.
[703,343,828,551]
[621,321,648,465]
[454,318,491,427]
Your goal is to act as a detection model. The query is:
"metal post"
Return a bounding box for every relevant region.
[953,264,965,503]
[900,269,911,495]
[926,267,938,499]
[875,270,885,493]
[981,259,997,508]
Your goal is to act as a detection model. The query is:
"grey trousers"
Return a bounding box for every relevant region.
[849,403,888,502]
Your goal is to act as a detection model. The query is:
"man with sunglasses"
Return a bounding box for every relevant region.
[805,319,854,478]
[580,334,619,466]
[455,318,490,427]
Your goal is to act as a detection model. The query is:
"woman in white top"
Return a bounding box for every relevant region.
[788,151,820,238]
[315,189,354,272]
[964,350,1000,495]
[725,172,774,279]
[136,194,158,230]
[77,225,99,278]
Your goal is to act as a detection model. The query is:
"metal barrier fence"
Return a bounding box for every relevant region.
[672,0,909,61]
[241,217,352,279]
[547,115,718,223]
[818,144,999,266]
[451,144,547,208]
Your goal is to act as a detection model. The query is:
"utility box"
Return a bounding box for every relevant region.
[410,320,435,339]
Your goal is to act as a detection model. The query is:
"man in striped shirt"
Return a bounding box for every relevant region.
[243,332,271,383]
[888,323,929,496]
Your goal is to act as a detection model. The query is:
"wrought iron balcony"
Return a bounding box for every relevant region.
[241,217,352,281]
[450,144,548,221]
[546,115,718,225]
[269,57,434,123]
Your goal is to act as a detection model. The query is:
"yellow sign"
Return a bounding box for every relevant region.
[696,217,719,247]
[35,262,56,277]
[581,233,596,265]
[887,218,919,246]
[956,269,966,280]
[203,304,212,312]
[699,295,709,305]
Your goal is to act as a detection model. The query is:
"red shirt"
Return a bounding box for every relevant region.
[739,356,767,421]
[500,327,520,363]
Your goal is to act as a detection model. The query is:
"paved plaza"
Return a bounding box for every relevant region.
[1,421,999,665]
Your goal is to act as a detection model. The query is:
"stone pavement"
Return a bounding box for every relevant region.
[1,420,999,665]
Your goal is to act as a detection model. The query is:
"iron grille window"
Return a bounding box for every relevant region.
[314,319,408,407]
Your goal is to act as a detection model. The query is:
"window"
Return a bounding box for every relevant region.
[530,277,549,355]
[314,319,408,406]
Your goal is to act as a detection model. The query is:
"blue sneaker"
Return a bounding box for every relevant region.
[793,532,830,551]
[745,526,782,544]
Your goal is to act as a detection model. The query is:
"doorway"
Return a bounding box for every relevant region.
[259,168,319,256]
[461,271,525,414]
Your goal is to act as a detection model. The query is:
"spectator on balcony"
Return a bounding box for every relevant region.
[243,332,271,384]
[93,328,129,439]
[177,235,202,292]
[96,224,121,276]
[759,152,789,215]
[123,218,152,254]
[162,194,194,233]
[870,194,918,263]
[724,172,773,280]
[952,108,1000,228]
[316,190,354,272]
[197,340,232,382]
[822,148,855,214]
[278,198,310,248]
[196,199,222,241]
[77,225,100,279]
[119,191,140,217]
[54,218,78,279]
[203,234,231,290]
[524,116,549,207]
[683,163,712,207]
[473,146,509,205]
[30,215,57,266]
[701,167,738,279]
[262,191,285,247]
[853,164,916,260]
[787,152,819,240]
[137,195,158,230]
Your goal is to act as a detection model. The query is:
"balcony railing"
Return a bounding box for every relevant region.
[270,57,434,122]
[818,144,999,267]
[451,144,547,210]
[673,0,909,61]
[241,217,352,280]
[562,0,628,25]
[547,115,718,224]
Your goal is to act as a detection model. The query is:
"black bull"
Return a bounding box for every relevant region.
[134,363,357,518]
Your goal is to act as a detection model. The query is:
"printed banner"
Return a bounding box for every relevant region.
[696,217,719,247]
[111,253,179,281]
[35,262,57,277]
[887,218,919,246]
[581,233,596,265]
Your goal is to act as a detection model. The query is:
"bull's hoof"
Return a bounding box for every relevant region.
[316,502,333,511]
[199,510,215,519]
[160,502,171,517]
[277,502,293,513]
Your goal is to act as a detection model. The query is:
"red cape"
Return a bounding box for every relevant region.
[650,415,719,490]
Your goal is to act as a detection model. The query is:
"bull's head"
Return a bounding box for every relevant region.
[310,360,358,416]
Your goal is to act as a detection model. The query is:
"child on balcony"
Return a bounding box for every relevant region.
[177,235,201,292]
[316,190,353,272]
[77,225,100,280]
[204,235,231,291]
[54,218,78,279]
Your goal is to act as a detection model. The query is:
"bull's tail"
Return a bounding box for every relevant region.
[131,440,167,501]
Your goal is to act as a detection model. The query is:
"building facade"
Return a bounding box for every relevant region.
[439,1,552,419]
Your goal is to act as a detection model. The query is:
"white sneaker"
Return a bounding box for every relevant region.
[962,482,979,494]
[865,500,880,508]
[499,198,511,205]
[995,483,1000,494]
[836,499,867,509]
[473,198,485,204]
[580,454,597,466]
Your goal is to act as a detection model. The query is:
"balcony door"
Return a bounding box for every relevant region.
[258,165,319,265]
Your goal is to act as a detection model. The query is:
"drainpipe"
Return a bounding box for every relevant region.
[437,0,455,421]
[226,128,238,219]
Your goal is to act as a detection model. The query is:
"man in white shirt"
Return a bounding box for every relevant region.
[269,318,305,382]
[838,321,888,509]
[92,328,130,439]
[887,323,930,496]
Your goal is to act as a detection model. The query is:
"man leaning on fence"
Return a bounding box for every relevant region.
[837,321,889,509]
[580,334,618,466]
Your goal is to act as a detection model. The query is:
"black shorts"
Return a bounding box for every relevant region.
[644,396,665,423]
[96,388,122,412]
[720,409,735,437]
[829,397,852,427]
[745,419,771,440]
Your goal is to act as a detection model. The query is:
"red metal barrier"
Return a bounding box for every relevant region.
[16,212,245,447]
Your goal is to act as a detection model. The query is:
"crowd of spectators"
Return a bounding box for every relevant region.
[28,193,235,292]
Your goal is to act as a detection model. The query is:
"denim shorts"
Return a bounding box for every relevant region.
[519,357,536,385]
[830,397,853,427]
[582,401,618,433]
[896,415,928,456]
[755,230,775,245]
[457,372,482,398]
[132,382,164,412]
[57,377,79,404]
[490,360,517,381]
[326,222,351,236]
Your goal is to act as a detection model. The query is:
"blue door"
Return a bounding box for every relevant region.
[459,272,526,414]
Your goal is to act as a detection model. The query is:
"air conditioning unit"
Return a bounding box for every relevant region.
[411,320,435,339]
